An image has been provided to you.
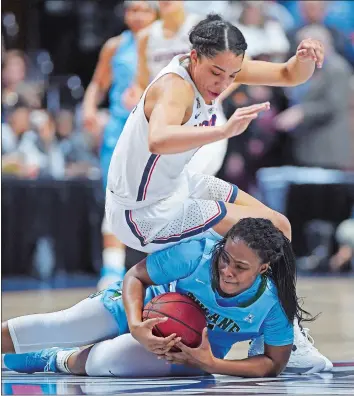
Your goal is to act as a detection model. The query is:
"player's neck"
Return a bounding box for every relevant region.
[162,9,186,35]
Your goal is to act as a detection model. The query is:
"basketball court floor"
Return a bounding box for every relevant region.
[2,277,354,395]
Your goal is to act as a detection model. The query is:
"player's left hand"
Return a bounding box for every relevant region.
[159,328,216,372]
[296,38,324,69]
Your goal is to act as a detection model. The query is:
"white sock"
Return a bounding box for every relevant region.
[56,349,79,374]
[102,247,126,271]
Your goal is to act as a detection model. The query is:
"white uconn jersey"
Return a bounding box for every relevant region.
[107,55,219,210]
[146,14,201,79]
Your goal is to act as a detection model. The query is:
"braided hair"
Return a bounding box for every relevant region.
[189,14,248,59]
[211,218,316,324]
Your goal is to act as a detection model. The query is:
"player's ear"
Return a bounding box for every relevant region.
[259,263,269,275]
[190,49,198,65]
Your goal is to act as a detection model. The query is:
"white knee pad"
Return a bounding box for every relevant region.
[7,296,118,353]
[85,334,173,377]
[85,333,206,377]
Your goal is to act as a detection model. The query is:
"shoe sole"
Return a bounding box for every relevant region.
[284,360,326,375]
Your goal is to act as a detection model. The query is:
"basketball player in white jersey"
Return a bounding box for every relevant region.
[107,13,325,254]
[123,0,228,177]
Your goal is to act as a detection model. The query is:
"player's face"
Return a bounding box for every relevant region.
[217,238,269,296]
[190,50,243,104]
[125,1,157,33]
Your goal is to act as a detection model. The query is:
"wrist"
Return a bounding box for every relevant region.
[83,106,97,116]
[129,319,143,334]
[218,124,228,140]
[202,356,219,374]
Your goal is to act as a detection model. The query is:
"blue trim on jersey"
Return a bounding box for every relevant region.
[125,210,146,246]
[150,201,227,245]
[125,202,227,247]
[136,154,160,201]
[228,184,238,203]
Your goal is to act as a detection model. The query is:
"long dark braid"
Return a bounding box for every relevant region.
[211,218,316,323]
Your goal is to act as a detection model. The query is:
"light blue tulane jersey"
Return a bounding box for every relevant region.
[146,239,294,359]
[109,30,137,119]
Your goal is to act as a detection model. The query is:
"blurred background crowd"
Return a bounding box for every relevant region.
[2,0,354,289]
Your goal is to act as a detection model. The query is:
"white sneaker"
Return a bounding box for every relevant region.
[248,320,333,374]
[288,320,333,374]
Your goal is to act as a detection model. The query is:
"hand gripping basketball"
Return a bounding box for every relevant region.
[131,317,182,355]
[222,102,270,139]
[142,292,207,350]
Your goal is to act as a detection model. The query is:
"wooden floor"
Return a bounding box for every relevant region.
[2,277,354,361]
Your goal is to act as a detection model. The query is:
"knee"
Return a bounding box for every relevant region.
[2,321,15,353]
[271,211,292,241]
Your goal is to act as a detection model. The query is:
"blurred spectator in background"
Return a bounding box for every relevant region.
[2,50,42,115]
[2,104,32,176]
[280,0,354,38]
[2,103,31,154]
[329,217,354,273]
[286,1,354,68]
[16,109,65,179]
[234,1,290,61]
[184,0,230,18]
[257,24,353,214]
[227,1,296,31]
[55,109,100,178]
[276,25,353,170]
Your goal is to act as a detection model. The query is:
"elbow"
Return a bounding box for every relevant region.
[259,362,284,378]
[270,210,292,241]
[282,67,310,87]
[148,139,162,154]
[148,134,165,154]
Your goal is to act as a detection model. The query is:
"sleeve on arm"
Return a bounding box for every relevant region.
[146,240,205,285]
[263,302,294,346]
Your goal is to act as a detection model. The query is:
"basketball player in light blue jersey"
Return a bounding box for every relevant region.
[82,1,157,289]
[3,218,330,376]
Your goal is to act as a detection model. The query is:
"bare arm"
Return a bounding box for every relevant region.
[236,39,324,87]
[136,29,151,91]
[82,36,120,130]
[123,260,181,353]
[148,74,268,154]
[209,343,292,377]
[123,259,155,328]
[120,29,150,111]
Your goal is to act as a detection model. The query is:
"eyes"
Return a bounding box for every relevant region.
[220,251,247,272]
[211,70,237,79]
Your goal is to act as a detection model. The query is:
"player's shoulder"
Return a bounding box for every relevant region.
[100,35,122,58]
[175,239,207,259]
[262,278,281,304]
[104,35,122,51]
[154,73,195,103]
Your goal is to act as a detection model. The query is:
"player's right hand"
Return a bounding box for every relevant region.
[83,111,100,133]
[222,102,270,138]
[122,85,141,111]
[130,317,181,355]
